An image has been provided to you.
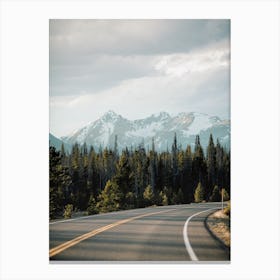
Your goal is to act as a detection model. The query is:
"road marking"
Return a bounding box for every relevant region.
[50,208,176,258]
[183,207,220,261]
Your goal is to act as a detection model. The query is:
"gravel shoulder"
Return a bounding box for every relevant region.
[206,209,230,247]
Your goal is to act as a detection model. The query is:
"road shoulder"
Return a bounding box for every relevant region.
[205,209,230,248]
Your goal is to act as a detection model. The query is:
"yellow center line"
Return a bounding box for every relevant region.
[49,208,176,258]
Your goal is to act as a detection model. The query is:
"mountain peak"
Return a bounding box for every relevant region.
[149,111,171,120]
[63,111,230,151]
[101,110,120,121]
[157,111,170,118]
[103,110,118,116]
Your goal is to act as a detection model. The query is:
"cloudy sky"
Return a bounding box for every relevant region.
[50,19,230,137]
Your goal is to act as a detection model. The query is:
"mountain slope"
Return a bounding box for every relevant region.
[49,133,71,152]
[61,111,230,151]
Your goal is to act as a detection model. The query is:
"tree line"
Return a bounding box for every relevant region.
[49,134,230,219]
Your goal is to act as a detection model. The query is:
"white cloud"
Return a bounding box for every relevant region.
[154,40,229,77]
[50,45,229,137]
[49,20,230,137]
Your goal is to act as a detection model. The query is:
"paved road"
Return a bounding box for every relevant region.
[49,203,230,262]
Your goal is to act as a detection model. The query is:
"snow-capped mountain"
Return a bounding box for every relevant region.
[60,110,230,151]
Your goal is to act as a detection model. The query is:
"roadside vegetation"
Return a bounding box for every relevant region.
[207,201,231,247]
[223,200,230,216]
[63,204,73,219]
[49,133,230,219]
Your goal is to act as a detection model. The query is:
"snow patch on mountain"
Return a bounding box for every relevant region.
[126,122,163,138]
[62,110,230,151]
[97,122,114,146]
[76,125,90,144]
[184,112,215,135]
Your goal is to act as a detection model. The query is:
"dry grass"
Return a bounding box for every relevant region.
[207,210,230,247]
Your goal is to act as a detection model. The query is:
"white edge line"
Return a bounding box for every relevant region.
[183,207,220,261]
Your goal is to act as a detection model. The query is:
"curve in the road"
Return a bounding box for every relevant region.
[183,207,220,261]
[183,208,219,261]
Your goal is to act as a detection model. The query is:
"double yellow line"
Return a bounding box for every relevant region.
[50,208,176,258]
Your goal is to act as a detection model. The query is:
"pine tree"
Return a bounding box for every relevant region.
[49,146,72,219]
[209,185,221,202]
[113,150,133,206]
[194,182,205,203]
[155,156,165,193]
[159,186,169,206]
[149,137,156,192]
[125,192,136,209]
[215,139,224,188]
[61,143,67,166]
[88,147,99,197]
[87,195,98,215]
[184,145,193,203]
[178,150,185,188]
[171,133,178,189]
[223,151,231,196]
[206,134,216,199]
[143,185,154,206]
[63,204,73,219]
[192,136,206,200]
[172,188,184,204]
[97,180,123,213]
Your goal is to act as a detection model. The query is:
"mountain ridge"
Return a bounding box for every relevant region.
[56,111,230,152]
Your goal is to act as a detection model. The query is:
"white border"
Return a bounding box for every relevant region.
[0,1,279,280]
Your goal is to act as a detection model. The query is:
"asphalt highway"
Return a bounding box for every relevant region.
[49,202,230,262]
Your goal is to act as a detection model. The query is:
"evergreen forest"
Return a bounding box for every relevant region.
[49,134,230,219]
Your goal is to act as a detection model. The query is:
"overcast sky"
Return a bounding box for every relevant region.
[50,19,230,137]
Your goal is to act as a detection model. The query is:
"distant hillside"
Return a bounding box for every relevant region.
[49,133,71,152]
